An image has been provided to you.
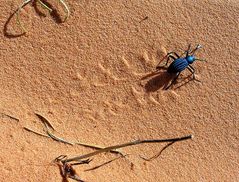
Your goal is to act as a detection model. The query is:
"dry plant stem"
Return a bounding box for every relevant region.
[64,135,193,163]
[75,142,123,155]
[46,128,75,145]
[1,113,19,122]
[16,0,32,33]
[58,0,70,21]
[35,113,55,130]
[23,126,49,138]
[16,0,67,33]
[35,113,123,153]
[16,0,53,33]
[37,0,53,12]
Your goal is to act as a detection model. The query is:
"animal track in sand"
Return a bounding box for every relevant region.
[81,100,127,122]
[91,46,175,106]
[74,46,175,115]
[124,46,176,105]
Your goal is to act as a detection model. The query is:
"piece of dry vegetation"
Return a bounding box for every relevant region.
[15,0,70,33]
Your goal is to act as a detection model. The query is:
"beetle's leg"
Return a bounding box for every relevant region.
[164,55,177,66]
[165,72,181,90]
[170,52,180,59]
[187,65,195,79]
[156,52,178,69]
[187,65,200,82]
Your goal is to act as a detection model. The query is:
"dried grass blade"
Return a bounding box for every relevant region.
[37,0,53,12]
[16,0,32,33]
[64,135,193,163]
[35,113,55,130]
[46,129,74,146]
[1,113,19,122]
[23,126,49,138]
[75,142,124,155]
[58,0,70,22]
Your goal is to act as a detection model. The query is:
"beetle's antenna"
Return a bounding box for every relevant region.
[190,44,202,55]
[186,44,191,57]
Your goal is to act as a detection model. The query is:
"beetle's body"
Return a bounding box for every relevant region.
[156,44,205,89]
[167,55,196,73]
[167,58,189,73]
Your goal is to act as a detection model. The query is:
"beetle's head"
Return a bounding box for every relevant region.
[186,44,206,63]
[186,55,195,64]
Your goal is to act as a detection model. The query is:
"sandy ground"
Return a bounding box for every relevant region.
[0,0,238,181]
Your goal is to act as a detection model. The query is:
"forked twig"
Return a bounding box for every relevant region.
[63,135,193,163]
[55,135,193,182]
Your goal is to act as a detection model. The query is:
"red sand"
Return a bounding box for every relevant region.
[0,0,238,181]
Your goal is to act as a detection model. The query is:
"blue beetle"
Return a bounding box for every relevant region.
[156,44,205,89]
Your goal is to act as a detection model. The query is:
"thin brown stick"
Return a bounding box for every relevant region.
[23,126,49,138]
[35,113,55,130]
[16,0,32,33]
[46,128,74,146]
[64,135,193,163]
[75,142,124,156]
[1,113,19,122]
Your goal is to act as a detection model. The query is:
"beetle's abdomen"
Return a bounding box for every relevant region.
[167,58,188,73]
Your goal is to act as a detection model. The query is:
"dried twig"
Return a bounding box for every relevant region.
[16,0,32,33]
[33,113,124,154]
[35,113,55,130]
[55,135,193,182]
[1,113,19,122]
[75,142,124,155]
[58,0,70,22]
[23,126,49,138]
[46,128,74,145]
[63,135,193,163]
[38,0,53,12]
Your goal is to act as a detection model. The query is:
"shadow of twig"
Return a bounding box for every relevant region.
[140,142,175,161]
[31,0,63,24]
[3,9,26,38]
[32,0,47,17]
[84,155,128,172]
